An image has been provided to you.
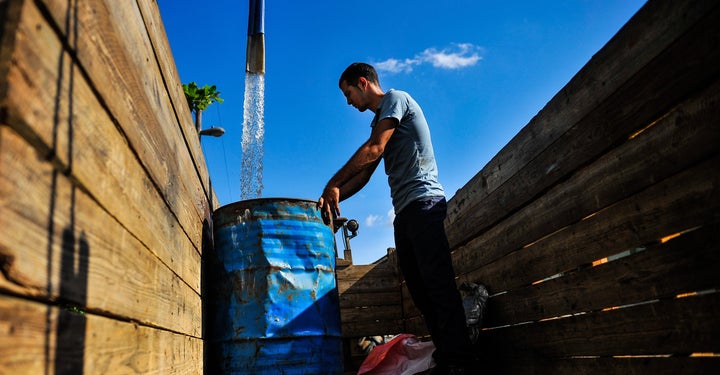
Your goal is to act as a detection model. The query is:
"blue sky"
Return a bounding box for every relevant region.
[159,0,647,265]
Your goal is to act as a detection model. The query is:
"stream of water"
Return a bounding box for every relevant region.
[240,72,265,200]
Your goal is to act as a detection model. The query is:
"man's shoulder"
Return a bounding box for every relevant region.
[385,89,409,98]
[382,89,414,107]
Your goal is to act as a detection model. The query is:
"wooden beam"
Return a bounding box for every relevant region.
[0,127,201,336]
[0,0,202,292]
[452,78,720,289]
[480,292,720,357]
[457,155,720,294]
[486,222,720,327]
[484,357,720,375]
[37,0,210,246]
[0,294,202,374]
[446,0,720,248]
[337,263,400,294]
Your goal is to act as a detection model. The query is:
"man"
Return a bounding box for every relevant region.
[318,62,475,374]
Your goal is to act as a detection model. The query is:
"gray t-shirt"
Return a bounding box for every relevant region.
[372,89,445,214]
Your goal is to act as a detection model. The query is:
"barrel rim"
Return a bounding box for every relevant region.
[214,197,318,213]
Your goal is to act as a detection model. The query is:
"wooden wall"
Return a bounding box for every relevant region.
[336,249,403,370]
[436,0,719,372]
[0,0,213,373]
[2,0,717,373]
[338,1,720,372]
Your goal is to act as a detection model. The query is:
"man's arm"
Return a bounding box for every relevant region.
[318,117,397,220]
[337,157,382,199]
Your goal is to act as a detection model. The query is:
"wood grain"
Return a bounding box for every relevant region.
[480,293,720,357]
[0,0,202,293]
[446,0,720,248]
[485,222,720,327]
[0,126,201,336]
[450,79,720,288]
[337,256,403,337]
[0,295,203,374]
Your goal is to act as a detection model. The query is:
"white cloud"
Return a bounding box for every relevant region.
[365,214,383,227]
[374,43,483,74]
[374,58,420,73]
[364,209,395,228]
[421,43,482,69]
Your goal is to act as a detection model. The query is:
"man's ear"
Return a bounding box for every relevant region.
[357,77,368,91]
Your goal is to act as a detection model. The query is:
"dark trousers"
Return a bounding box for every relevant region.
[393,197,474,365]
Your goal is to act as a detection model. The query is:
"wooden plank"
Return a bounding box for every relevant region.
[539,357,720,375]
[0,0,22,98]
[338,278,399,294]
[453,75,720,278]
[0,0,202,292]
[32,0,218,211]
[340,291,400,308]
[340,309,403,337]
[341,315,404,338]
[337,256,403,337]
[341,304,402,323]
[134,0,206,182]
[486,221,720,327]
[0,294,202,374]
[452,79,720,289]
[337,261,396,281]
[458,154,720,295]
[142,0,224,215]
[446,0,719,224]
[337,262,399,294]
[480,292,720,358]
[37,0,209,248]
[0,0,72,166]
[96,0,211,209]
[339,268,403,336]
[0,127,201,336]
[446,0,720,248]
[485,357,720,375]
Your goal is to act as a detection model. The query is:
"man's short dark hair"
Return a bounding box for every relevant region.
[339,62,379,88]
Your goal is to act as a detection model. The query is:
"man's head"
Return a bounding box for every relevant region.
[339,62,380,88]
[339,63,382,113]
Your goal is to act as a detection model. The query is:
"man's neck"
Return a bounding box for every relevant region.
[368,88,385,113]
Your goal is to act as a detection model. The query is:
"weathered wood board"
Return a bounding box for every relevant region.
[337,250,404,338]
[410,0,720,371]
[1,0,212,373]
[445,0,720,248]
[0,295,202,374]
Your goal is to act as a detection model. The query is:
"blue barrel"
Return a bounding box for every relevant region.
[206,198,342,374]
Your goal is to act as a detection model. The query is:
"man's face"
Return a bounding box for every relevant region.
[340,80,368,112]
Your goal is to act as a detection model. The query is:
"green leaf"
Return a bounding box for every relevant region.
[182,81,223,113]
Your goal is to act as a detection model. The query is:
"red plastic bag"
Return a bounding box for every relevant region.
[357,334,436,375]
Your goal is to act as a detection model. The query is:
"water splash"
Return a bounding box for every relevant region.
[240,73,265,200]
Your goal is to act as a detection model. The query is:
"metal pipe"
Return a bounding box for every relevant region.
[246,0,265,74]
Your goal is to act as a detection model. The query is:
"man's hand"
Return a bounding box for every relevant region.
[317,186,341,225]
